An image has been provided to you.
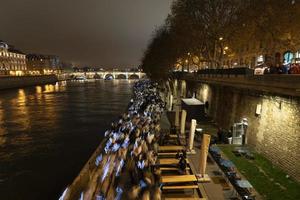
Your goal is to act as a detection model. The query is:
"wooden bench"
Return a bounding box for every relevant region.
[159,145,185,152]
[158,152,177,156]
[162,185,198,190]
[161,175,197,183]
[159,158,189,165]
[160,167,190,171]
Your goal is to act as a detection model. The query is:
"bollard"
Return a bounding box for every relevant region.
[180,110,187,135]
[175,105,180,127]
[169,94,173,111]
[173,79,178,98]
[188,119,197,152]
[198,134,211,181]
[166,92,170,108]
[181,80,186,98]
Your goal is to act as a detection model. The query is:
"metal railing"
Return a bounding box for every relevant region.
[197,68,254,77]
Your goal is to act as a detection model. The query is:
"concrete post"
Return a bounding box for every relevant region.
[188,119,197,152]
[181,80,186,98]
[166,91,169,107]
[175,105,180,127]
[173,79,178,99]
[199,134,211,177]
[166,81,171,93]
[180,110,187,135]
[169,94,173,111]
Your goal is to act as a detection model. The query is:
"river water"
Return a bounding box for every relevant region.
[0,80,134,200]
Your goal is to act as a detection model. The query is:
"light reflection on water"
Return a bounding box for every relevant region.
[0,80,134,200]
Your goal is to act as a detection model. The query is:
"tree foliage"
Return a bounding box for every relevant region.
[141,0,300,79]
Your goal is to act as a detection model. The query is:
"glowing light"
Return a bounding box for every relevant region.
[58,187,68,200]
[257,55,264,62]
[80,192,85,200]
[219,37,223,41]
[36,86,42,93]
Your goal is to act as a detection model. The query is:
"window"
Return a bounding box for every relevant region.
[283,51,293,64]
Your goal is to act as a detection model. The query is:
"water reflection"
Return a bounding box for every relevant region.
[16,89,30,131]
[0,80,133,200]
[36,86,42,94]
[0,100,7,145]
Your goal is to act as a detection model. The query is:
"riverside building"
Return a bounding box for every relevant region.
[0,41,27,76]
[26,54,62,75]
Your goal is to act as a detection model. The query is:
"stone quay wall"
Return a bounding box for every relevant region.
[0,75,58,90]
[184,80,300,182]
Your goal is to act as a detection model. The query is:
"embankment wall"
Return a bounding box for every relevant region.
[0,75,58,90]
[185,81,300,182]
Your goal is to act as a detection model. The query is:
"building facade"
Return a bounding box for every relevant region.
[223,41,300,69]
[0,41,27,76]
[26,54,62,75]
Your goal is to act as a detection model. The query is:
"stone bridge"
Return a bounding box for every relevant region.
[72,71,146,79]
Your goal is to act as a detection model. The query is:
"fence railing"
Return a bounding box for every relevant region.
[197,67,254,76]
[173,68,254,79]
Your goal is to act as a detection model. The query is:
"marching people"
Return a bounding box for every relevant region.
[91,80,165,200]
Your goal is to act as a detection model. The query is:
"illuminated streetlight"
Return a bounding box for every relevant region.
[224,46,229,50]
[219,37,223,41]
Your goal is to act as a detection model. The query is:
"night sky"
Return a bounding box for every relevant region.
[0,0,173,68]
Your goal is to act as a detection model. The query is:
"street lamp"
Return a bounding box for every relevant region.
[185,59,189,72]
[187,52,192,72]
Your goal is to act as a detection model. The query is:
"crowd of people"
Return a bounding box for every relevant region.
[90,80,165,200]
[262,62,300,74]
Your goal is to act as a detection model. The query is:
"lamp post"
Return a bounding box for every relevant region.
[187,52,191,72]
[214,37,224,69]
[185,59,188,72]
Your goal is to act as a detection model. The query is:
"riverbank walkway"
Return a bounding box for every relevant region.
[162,100,261,200]
[61,80,260,200]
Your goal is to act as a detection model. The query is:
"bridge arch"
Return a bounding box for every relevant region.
[104,74,114,80]
[129,74,139,79]
[116,74,127,79]
[94,73,102,79]
[141,74,147,79]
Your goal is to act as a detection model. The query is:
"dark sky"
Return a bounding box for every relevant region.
[0,0,173,68]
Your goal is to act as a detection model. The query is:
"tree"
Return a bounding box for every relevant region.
[141,0,300,78]
[141,25,180,79]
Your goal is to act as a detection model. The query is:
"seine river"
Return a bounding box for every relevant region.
[0,80,134,200]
